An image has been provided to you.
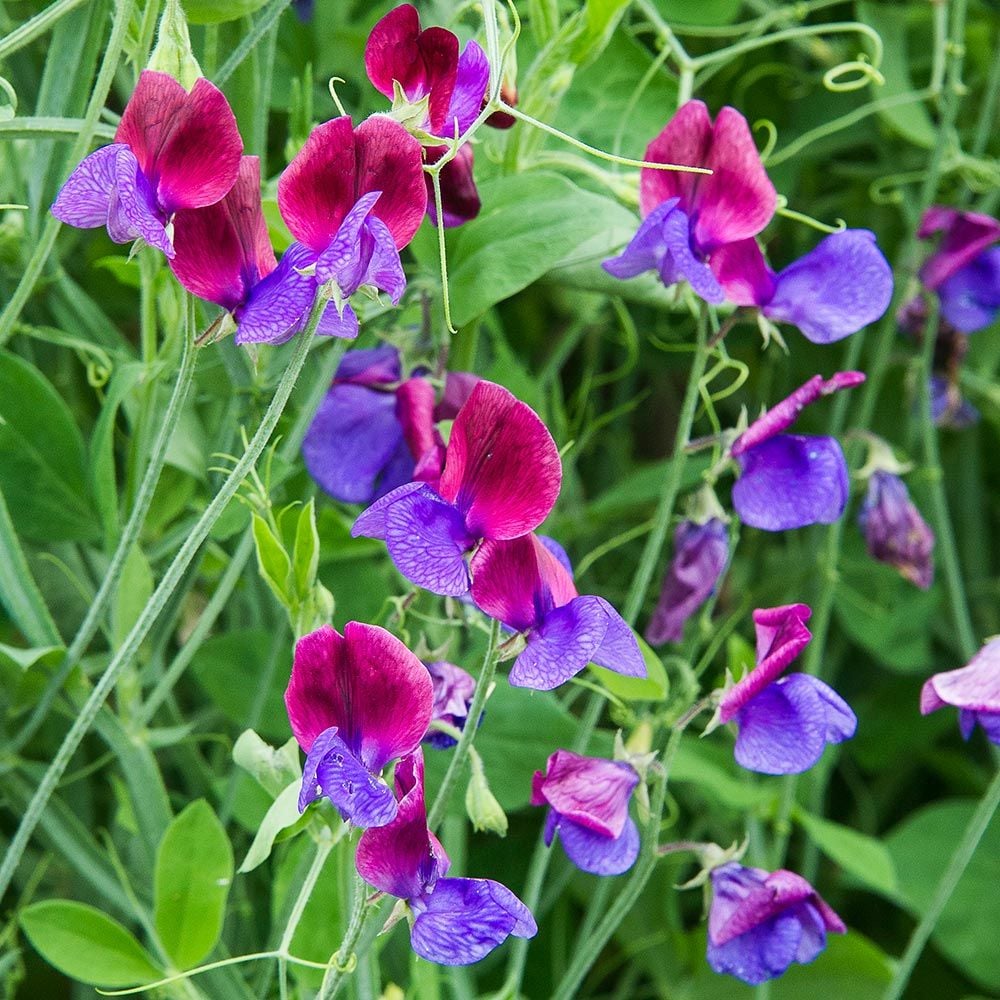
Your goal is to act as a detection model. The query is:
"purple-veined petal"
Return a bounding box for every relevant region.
[106,146,173,255]
[920,637,1000,714]
[359,214,407,301]
[314,190,382,291]
[235,242,318,344]
[552,814,640,876]
[316,301,360,340]
[352,481,428,539]
[590,598,646,678]
[602,199,679,280]
[937,246,1000,333]
[51,144,120,229]
[660,202,725,302]
[707,910,805,985]
[444,41,490,136]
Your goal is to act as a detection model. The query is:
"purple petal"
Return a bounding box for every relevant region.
[590,598,646,678]
[660,202,725,302]
[108,146,172,255]
[314,191,383,291]
[410,877,536,965]
[424,661,476,748]
[352,481,428,539]
[336,345,402,385]
[444,40,490,136]
[763,230,894,344]
[959,709,1000,745]
[602,199,680,280]
[553,814,640,875]
[918,205,1000,289]
[316,301,360,340]
[859,471,935,589]
[733,434,849,531]
[938,246,1000,333]
[235,242,318,344]
[707,910,805,985]
[920,637,1000,714]
[51,144,119,228]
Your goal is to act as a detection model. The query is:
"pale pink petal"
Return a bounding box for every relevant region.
[920,638,1000,714]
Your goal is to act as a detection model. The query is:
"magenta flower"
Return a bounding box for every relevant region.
[716,605,856,775]
[602,100,776,303]
[424,660,477,749]
[285,623,433,829]
[730,372,864,531]
[859,471,934,589]
[707,862,846,985]
[471,533,645,690]
[51,70,242,257]
[352,381,562,596]
[646,518,729,646]
[712,230,893,344]
[921,638,1000,745]
[355,750,536,964]
[531,750,640,875]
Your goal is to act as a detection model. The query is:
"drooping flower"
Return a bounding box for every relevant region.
[707,862,846,985]
[603,100,776,303]
[355,750,536,964]
[285,623,432,828]
[858,471,934,589]
[423,660,477,749]
[715,605,856,775]
[471,533,645,690]
[712,230,893,344]
[352,380,562,597]
[646,518,729,646]
[52,70,242,257]
[730,372,865,531]
[531,750,640,875]
[920,638,1000,745]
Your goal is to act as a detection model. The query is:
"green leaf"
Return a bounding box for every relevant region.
[794,809,898,897]
[573,0,633,65]
[670,737,778,810]
[183,0,269,24]
[20,900,161,987]
[0,642,63,672]
[292,498,320,600]
[112,544,154,649]
[154,800,234,970]
[239,781,306,873]
[589,635,669,701]
[253,512,293,606]
[233,730,302,797]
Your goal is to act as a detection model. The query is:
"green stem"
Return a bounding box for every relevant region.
[882,767,1000,1000]
[427,618,501,830]
[0,303,322,901]
[0,0,89,59]
[317,875,371,1000]
[0,0,137,347]
[0,117,116,140]
[213,0,291,87]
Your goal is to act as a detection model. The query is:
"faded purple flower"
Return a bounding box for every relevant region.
[355,750,536,964]
[646,518,729,645]
[423,660,476,749]
[707,862,846,985]
[929,375,979,429]
[531,750,640,875]
[859,471,935,589]
[921,638,1000,745]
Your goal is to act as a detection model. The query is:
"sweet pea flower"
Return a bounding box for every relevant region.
[921,638,1000,745]
[52,70,242,257]
[712,230,893,344]
[646,518,729,646]
[731,372,865,531]
[707,862,846,985]
[355,750,536,964]
[423,660,477,749]
[929,374,979,429]
[531,750,640,875]
[285,623,432,828]
[715,605,856,775]
[603,100,776,303]
[352,380,562,597]
[471,533,645,690]
[859,471,935,589]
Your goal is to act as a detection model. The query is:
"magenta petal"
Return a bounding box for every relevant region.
[438,381,562,540]
[396,377,438,470]
[711,864,816,944]
[710,238,775,307]
[235,242,317,344]
[920,638,1000,715]
[425,143,481,227]
[436,371,480,421]
[640,101,712,217]
[51,145,120,228]
[554,814,640,876]
[918,205,1000,289]
[444,41,490,136]
[534,750,639,837]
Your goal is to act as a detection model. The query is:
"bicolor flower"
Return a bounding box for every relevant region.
[352,380,562,597]
[355,750,536,964]
[531,750,640,875]
[707,862,846,985]
[730,372,865,531]
[285,623,432,828]
[921,638,1000,745]
[471,533,646,690]
[712,230,893,344]
[603,100,776,303]
[859,471,935,589]
[646,518,729,646]
[423,660,477,749]
[259,115,427,343]
[365,4,489,226]
[52,70,242,257]
[715,605,856,775]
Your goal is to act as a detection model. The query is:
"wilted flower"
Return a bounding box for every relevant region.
[424,660,477,749]
[707,862,846,985]
[52,70,242,257]
[531,750,640,875]
[859,471,935,589]
[355,750,536,964]
[920,638,1000,745]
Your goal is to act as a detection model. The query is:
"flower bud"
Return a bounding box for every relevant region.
[465,753,508,836]
[858,470,935,589]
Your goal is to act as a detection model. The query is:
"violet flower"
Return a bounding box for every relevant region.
[355,750,536,964]
[352,380,562,597]
[471,533,645,690]
[707,862,846,985]
[921,638,1000,745]
[52,70,242,257]
[603,100,776,304]
[731,372,865,531]
[716,605,856,775]
[365,3,489,227]
[712,230,893,344]
[423,660,476,749]
[531,750,640,875]
[285,623,432,828]
[646,518,729,646]
[929,374,979,429]
[859,471,935,589]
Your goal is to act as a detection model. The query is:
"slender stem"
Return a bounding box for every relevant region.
[427,618,501,830]
[882,766,1000,1000]
[0,304,322,901]
[317,875,371,1000]
[213,0,292,87]
[0,0,88,60]
[0,117,117,140]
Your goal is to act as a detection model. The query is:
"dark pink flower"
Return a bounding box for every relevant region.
[921,638,1000,745]
[52,70,242,257]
